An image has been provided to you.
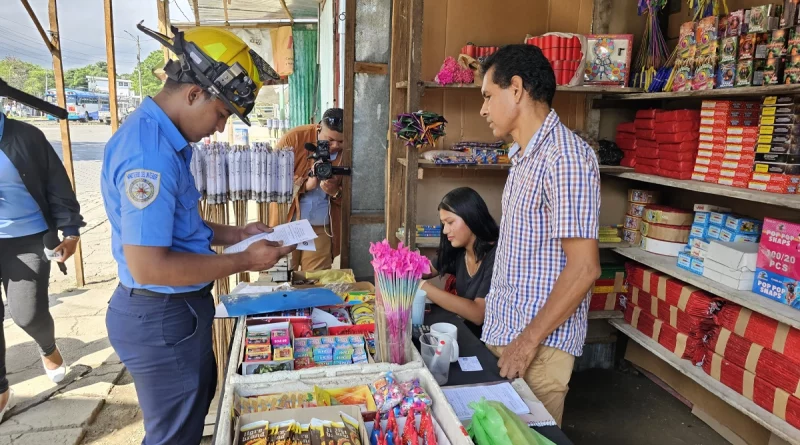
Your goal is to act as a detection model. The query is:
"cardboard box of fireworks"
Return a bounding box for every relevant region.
[216,368,470,445]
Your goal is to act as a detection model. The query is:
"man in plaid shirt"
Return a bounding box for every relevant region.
[479,44,601,425]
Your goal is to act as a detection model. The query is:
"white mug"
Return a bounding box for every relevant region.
[430,322,459,362]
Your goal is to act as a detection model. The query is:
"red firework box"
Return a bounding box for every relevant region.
[726,134,759,145]
[618,122,636,134]
[636,129,657,140]
[694,164,722,175]
[720,158,754,170]
[705,326,800,397]
[698,141,725,152]
[659,169,694,180]
[751,172,800,186]
[637,139,658,149]
[717,176,751,188]
[660,159,695,172]
[727,126,760,136]
[637,157,659,167]
[757,218,800,280]
[637,146,660,159]
[699,133,728,144]
[702,350,800,429]
[724,151,756,163]
[715,304,800,365]
[660,141,700,153]
[589,293,623,311]
[624,303,704,361]
[634,164,659,175]
[658,132,702,144]
[748,181,800,194]
[636,109,659,119]
[590,269,626,312]
[626,286,711,332]
[621,156,636,168]
[660,150,696,162]
[658,109,700,122]
[636,118,656,130]
[719,167,753,179]
[700,125,728,136]
[655,120,700,134]
[625,263,722,316]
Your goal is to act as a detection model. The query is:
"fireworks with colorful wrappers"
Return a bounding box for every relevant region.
[393,111,447,149]
[632,0,670,89]
[370,240,431,364]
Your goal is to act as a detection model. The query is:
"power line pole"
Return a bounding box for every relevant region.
[124,30,142,99]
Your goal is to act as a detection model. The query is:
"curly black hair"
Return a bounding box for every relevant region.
[481,44,556,107]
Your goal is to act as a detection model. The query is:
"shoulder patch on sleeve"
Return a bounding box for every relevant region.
[124,169,161,209]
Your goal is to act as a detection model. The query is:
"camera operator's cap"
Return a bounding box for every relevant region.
[137,22,281,126]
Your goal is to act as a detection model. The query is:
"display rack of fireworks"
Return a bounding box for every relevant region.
[714,304,800,365]
[753,217,800,309]
[524,33,585,85]
[753,96,800,193]
[621,297,706,363]
[701,350,800,430]
[631,0,670,90]
[589,264,626,312]
[393,111,447,149]
[625,262,723,317]
[190,142,295,206]
[623,188,660,246]
[691,100,763,189]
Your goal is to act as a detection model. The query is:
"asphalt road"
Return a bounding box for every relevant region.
[35,122,111,162]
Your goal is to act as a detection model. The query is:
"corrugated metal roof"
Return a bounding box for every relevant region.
[194,0,319,22]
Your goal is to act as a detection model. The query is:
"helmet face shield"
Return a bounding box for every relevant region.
[137,22,281,126]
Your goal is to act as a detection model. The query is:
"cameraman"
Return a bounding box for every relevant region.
[275,108,345,271]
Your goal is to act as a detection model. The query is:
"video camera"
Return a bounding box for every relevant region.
[304,140,352,180]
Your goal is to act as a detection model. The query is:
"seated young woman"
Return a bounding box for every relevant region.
[421,187,499,338]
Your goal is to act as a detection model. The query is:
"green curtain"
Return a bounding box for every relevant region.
[289,25,319,127]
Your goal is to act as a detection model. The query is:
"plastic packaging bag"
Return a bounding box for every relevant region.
[467,398,555,445]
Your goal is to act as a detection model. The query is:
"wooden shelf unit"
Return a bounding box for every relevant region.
[398,158,635,174]
[611,320,800,443]
[606,172,800,210]
[396,233,630,250]
[596,83,800,101]
[396,80,645,95]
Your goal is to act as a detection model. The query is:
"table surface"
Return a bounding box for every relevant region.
[419,305,573,445]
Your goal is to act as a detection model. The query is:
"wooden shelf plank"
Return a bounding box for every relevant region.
[588,310,624,319]
[598,241,631,249]
[399,158,633,174]
[395,80,644,94]
[601,83,800,101]
[399,234,629,250]
[605,172,800,210]
[613,247,800,330]
[610,319,800,443]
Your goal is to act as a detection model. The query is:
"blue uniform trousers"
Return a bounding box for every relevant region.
[106,284,217,445]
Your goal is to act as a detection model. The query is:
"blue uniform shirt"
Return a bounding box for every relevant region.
[0,112,49,238]
[101,98,214,293]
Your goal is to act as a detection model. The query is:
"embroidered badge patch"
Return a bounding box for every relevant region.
[124,169,160,209]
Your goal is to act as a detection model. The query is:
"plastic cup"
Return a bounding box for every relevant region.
[412,288,427,326]
[420,333,451,385]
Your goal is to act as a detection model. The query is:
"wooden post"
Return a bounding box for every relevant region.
[19,0,54,52]
[402,0,423,250]
[192,0,201,25]
[104,0,120,132]
[157,0,171,63]
[222,0,230,26]
[340,0,356,268]
[385,0,411,247]
[48,0,85,287]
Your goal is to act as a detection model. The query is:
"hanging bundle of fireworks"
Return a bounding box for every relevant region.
[632,0,670,90]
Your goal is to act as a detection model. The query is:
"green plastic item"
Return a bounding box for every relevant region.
[467,398,556,445]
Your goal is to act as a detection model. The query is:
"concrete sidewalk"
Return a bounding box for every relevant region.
[0,283,122,445]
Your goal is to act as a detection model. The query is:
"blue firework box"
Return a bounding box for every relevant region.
[753,268,800,309]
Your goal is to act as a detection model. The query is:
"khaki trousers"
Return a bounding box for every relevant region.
[487,344,575,426]
[292,225,333,271]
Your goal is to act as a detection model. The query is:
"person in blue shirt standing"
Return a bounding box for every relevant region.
[101,24,290,444]
[0,110,85,421]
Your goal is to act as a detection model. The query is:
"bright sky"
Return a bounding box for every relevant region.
[0,0,194,73]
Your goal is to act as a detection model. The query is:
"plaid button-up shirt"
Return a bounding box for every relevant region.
[481,110,600,356]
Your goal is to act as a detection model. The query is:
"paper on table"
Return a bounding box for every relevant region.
[457,356,483,372]
[441,382,530,421]
[311,307,348,328]
[223,220,317,254]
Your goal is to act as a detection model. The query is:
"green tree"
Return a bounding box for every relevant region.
[0,57,54,97]
[131,50,166,98]
[63,61,109,90]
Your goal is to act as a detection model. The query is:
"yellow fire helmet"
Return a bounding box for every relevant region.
[137,21,280,126]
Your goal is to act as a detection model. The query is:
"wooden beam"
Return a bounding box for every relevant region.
[192,0,201,25]
[49,0,84,287]
[157,0,171,63]
[172,22,292,30]
[385,0,411,247]
[104,0,120,132]
[350,213,385,225]
[222,0,230,25]
[402,0,423,250]
[278,0,294,23]
[354,62,389,75]
[340,0,356,268]
[20,0,55,53]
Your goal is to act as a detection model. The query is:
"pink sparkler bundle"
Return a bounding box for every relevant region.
[370,240,431,364]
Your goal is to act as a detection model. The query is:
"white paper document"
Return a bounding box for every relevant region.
[223,220,318,254]
[441,382,530,421]
[457,356,483,372]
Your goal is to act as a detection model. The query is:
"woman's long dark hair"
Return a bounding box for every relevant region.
[436,187,499,277]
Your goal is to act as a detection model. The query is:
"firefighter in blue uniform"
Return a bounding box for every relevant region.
[101,23,289,445]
